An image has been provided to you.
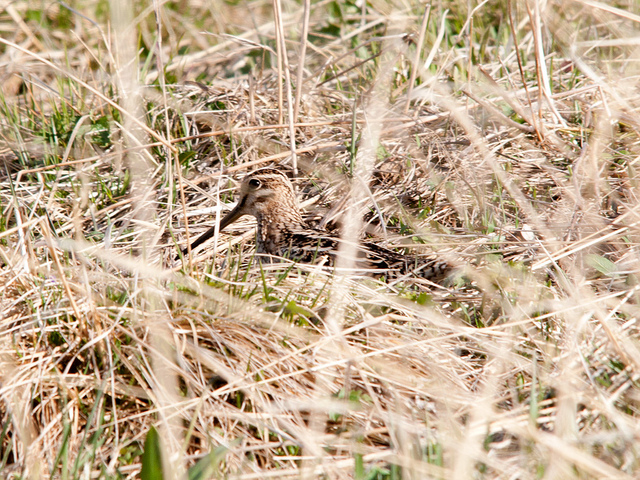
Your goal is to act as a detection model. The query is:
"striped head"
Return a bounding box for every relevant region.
[218,169,305,254]
[220,169,301,226]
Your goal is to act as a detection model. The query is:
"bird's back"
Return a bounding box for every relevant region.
[259,223,450,282]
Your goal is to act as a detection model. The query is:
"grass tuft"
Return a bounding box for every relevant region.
[1,0,640,478]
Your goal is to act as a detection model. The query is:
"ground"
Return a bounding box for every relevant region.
[1,1,640,479]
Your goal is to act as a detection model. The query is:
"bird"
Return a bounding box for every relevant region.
[179,168,451,282]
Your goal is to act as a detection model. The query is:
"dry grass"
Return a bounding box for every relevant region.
[1,0,640,478]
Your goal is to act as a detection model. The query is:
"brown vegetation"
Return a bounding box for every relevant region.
[1,0,640,478]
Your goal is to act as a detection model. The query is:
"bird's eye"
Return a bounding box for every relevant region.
[248,178,261,189]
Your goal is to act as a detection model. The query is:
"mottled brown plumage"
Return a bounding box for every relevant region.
[181,169,451,282]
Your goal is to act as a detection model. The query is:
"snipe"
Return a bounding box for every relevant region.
[180,168,451,282]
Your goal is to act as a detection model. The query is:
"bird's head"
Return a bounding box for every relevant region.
[220,168,301,230]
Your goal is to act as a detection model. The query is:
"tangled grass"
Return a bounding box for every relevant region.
[1,0,640,478]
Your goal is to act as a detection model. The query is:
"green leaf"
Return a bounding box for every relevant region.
[586,254,617,276]
[179,151,197,165]
[140,426,163,480]
[354,452,365,480]
[188,445,229,480]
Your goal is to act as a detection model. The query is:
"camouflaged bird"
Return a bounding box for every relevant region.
[180,168,451,282]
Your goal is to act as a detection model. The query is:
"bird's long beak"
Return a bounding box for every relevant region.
[218,199,246,231]
[180,197,247,257]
